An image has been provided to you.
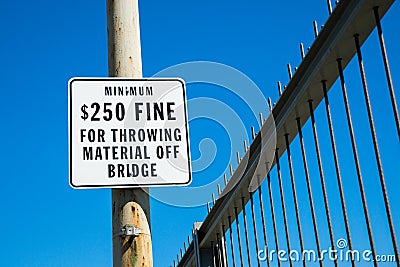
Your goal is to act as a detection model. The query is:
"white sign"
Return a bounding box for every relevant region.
[68,78,192,188]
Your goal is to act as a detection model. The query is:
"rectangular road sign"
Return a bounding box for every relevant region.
[68,78,191,188]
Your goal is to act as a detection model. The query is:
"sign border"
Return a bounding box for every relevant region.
[68,77,192,189]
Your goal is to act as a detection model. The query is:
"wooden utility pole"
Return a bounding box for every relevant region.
[106,0,153,266]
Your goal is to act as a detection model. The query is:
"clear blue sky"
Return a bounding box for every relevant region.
[0,0,399,266]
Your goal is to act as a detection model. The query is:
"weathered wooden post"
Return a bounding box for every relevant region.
[106,0,153,266]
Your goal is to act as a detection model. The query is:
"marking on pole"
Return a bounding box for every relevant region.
[68,78,191,188]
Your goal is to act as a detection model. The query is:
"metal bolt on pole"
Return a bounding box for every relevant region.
[106,0,153,266]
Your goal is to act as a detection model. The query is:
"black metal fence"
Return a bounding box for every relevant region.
[173,0,399,266]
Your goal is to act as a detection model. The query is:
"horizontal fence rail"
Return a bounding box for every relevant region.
[172,0,399,266]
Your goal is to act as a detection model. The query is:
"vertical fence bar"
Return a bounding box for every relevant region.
[278,81,283,96]
[211,241,216,267]
[267,171,281,267]
[307,100,338,267]
[327,0,333,14]
[216,233,222,267]
[373,6,400,140]
[284,134,306,267]
[321,80,355,267]
[336,58,378,267]
[313,20,319,38]
[228,216,237,267]
[235,207,245,267]
[193,229,201,267]
[300,43,305,59]
[258,181,271,267]
[296,117,323,267]
[275,149,293,267]
[354,34,399,263]
[221,225,229,267]
[250,194,261,267]
[287,63,293,79]
[241,197,252,267]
